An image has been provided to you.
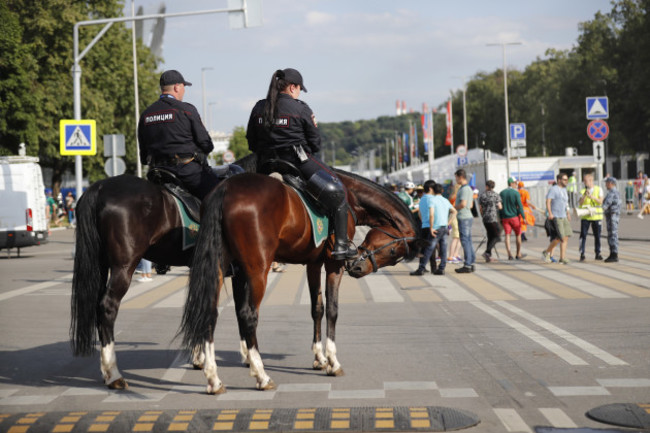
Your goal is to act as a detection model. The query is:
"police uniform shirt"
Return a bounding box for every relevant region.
[138,95,213,165]
[246,93,321,155]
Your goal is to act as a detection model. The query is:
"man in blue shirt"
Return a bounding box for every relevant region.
[410,181,457,276]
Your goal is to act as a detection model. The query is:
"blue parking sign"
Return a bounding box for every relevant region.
[510,123,526,140]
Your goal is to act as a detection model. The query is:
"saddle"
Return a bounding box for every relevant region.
[147,168,202,221]
[259,158,328,215]
[147,164,245,222]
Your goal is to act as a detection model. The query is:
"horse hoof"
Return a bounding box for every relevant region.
[327,367,344,377]
[257,379,276,391]
[207,384,226,395]
[193,362,204,370]
[107,378,129,390]
[313,361,327,370]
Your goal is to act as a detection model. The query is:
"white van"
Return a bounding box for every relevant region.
[0,156,49,254]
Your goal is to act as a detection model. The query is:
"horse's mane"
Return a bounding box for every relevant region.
[335,169,419,235]
[234,153,418,235]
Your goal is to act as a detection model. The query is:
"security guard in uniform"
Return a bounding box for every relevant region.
[577,173,603,261]
[246,68,356,260]
[138,70,219,200]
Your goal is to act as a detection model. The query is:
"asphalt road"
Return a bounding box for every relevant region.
[0,222,649,432]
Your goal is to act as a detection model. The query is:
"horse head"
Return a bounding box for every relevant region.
[335,170,422,278]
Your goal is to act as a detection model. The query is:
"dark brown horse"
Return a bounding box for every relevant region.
[70,174,205,389]
[180,167,420,393]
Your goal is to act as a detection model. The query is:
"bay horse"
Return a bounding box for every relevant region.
[180,166,420,393]
[70,173,217,389]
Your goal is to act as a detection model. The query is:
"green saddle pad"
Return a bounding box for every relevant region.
[291,187,329,248]
[172,196,200,251]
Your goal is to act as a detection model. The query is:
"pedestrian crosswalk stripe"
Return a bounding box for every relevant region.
[404,288,443,303]
[364,272,405,302]
[558,268,628,298]
[493,408,532,433]
[538,408,577,428]
[450,272,517,301]
[264,268,304,306]
[509,263,591,299]
[564,267,649,297]
[481,268,554,300]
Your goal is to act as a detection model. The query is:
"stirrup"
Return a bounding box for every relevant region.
[332,243,357,260]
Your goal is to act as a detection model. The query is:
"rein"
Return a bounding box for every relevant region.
[347,227,417,273]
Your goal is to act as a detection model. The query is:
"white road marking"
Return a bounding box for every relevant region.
[438,388,479,398]
[495,301,628,366]
[0,274,73,302]
[161,351,189,384]
[493,408,532,433]
[384,381,438,391]
[328,389,385,399]
[596,378,650,387]
[539,408,577,428]
[548,386,610,396]
[277,383,331,392]
[479,268,554,300]
[471,301,588,365]
[364,272,404,302]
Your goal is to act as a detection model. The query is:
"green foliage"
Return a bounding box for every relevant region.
[0,0,160,189]
[229,126,251,160]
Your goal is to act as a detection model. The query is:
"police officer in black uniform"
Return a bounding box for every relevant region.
[246,68,356,260]
[138,70,219,200]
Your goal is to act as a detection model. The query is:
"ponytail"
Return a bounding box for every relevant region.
[262,70,290,130]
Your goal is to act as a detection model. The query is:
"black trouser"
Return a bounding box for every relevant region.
[483,220,501,256]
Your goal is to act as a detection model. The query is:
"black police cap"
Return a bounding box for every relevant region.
[279,68,307,92]
[160,70,192,87]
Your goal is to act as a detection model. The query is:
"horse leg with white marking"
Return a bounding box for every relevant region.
[307,263,328,370]
[239,267,275,390]
[96,266,134,389]
[323,260,345,376]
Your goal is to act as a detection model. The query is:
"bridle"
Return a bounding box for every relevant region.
[347,227,417,273]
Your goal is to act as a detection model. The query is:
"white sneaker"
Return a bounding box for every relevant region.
[137,276,152,283]
[638,213,644,219]
[542,251,552,263]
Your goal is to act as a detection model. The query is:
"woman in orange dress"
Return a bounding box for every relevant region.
[518,181,537,241]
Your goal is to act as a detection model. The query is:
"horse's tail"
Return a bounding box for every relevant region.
[70,182,107,356]
[180,181,228,352]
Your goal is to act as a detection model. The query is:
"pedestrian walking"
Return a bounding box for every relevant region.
[518,181,537,241]
[478,180,502,262]
[602,177,621,262]
[500,177,526,260]
[542,173,572,264]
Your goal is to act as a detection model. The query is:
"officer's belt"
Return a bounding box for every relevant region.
[152,153,195,166]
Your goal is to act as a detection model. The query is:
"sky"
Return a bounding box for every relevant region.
[123,0,613,134]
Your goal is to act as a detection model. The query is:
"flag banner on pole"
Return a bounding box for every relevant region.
[445,99,453,147]
[403,132,409,163]
[413,122,418,159]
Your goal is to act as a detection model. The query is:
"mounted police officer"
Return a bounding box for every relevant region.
[246,68,356,260]
[138,70,219,200]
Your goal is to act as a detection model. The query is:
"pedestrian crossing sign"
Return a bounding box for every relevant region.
[60,119,96,155]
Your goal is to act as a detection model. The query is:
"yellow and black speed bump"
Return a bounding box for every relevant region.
[0,406,479,432]
[587,403,650,430]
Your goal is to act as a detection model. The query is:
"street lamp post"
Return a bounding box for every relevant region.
[201,67,214,121]
[487,41,522,180]
[208,102,218,132]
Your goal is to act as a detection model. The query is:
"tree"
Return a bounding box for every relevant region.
[229,126,251,159]
[0,0,160,195]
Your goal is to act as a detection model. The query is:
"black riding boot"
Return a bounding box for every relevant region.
[331,205,357,260]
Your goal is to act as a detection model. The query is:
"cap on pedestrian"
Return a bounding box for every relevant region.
[404,181,415,189]
[416,185,424,191]
[508,177,517,185]
[279,68,307,92]
[160,70,192,87]
[605,176,617,184]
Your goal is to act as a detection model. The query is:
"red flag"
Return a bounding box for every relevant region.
[445,99,453,147]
